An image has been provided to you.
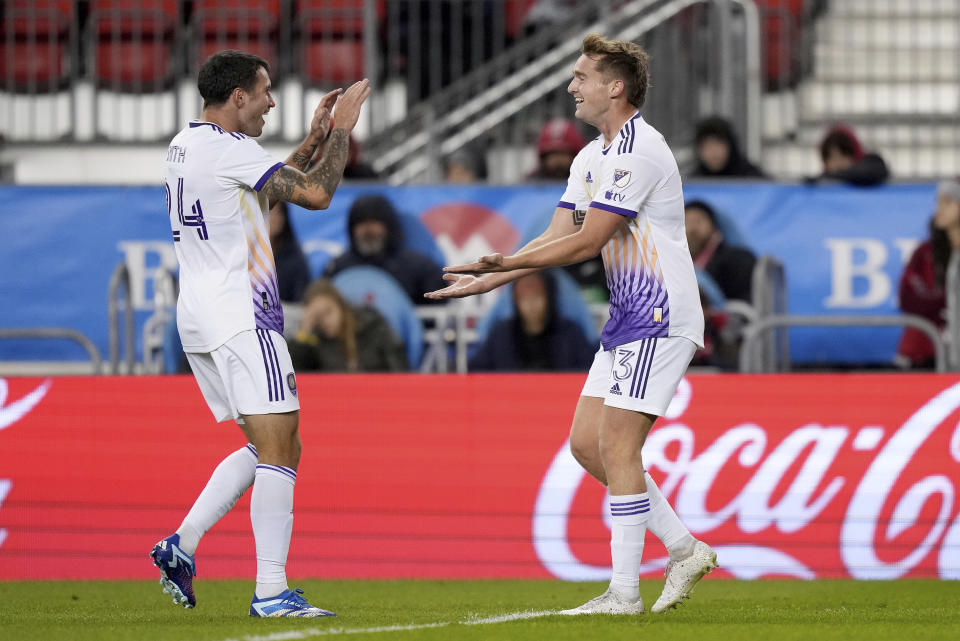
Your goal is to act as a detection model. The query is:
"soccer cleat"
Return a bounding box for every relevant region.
[249,588,337,618]
[650,540,718,613]
[559,589,645,615]
[149,533,197,608]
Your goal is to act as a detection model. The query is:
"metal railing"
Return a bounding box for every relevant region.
[365,0,762,183]
[740,314,949,373]
[107,261,136,375]
[0,328,103,375]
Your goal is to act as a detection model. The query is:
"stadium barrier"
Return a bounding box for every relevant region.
[1,373,958,581]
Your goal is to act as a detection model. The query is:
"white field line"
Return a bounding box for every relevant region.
[221,610,558,641]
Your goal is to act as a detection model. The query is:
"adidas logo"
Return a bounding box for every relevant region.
[586,171,593,183]
[609,383,622,396]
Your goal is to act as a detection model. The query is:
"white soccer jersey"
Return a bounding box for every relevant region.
[164,120,286,353]
[559,112,704,350]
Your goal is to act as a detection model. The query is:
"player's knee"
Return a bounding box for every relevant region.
[569,433,596,467]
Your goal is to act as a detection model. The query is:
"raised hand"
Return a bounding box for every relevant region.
[424,273,493,300]
[442,253,508,275]
[309,88,342,140]
[332,79,371,132]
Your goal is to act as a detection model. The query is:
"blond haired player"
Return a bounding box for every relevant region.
[428,34,717,614]
[151,50,369,617]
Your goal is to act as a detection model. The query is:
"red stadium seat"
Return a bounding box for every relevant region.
[90,1,179,90]
[756,0,806,88]
[298,0,385,37]
[90,0,178,36]
[194,0,281,36]
[96,40,176,88]
[301,39,364,86]
[3,0,73,35]
[198,38,279,70]
[0,40,67,89]
[0,1,73,90]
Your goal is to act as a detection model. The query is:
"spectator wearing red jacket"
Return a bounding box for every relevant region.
[897,178,960,368]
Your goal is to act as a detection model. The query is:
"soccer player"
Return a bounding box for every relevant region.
[426,34,717,614]
[150,50,370,617]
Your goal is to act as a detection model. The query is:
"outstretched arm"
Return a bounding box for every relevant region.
[444,206,623,276]
[261,79,371,209]
[424,204,583,300]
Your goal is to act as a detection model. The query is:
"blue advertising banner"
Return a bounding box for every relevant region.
[0,182,937,366]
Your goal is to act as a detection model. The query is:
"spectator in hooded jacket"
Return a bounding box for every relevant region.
[896,178,960,368]
[685,199,756,302]
[288,279,408,372]
[811,124,889,187]
[324,194,446,304]
[268,201,312,303]
[469,270,597,372]
[528,118,587,180]
[691,116,767,178]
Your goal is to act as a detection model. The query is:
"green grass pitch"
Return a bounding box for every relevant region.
[0,579,958,641]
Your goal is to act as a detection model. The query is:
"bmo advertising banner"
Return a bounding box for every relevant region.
[0,374,958,581]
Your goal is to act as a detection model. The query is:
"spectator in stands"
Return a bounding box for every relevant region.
[896,178,960,368]
[268,201,311,303]
[685,199,756,302]
[324,194,446,303]
[287,279,407,372]
[528,118,586,180]
[810,124,889,187]
[469,270,597,372]
[443,144,488,182]
[691,116,767,178]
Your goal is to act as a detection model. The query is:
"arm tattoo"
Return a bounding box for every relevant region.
[572,209,586,226]
[263,129,351,208]
[287,145,317,172]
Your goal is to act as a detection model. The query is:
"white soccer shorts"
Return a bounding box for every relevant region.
[580,336,697,415]
[186,328,300,422]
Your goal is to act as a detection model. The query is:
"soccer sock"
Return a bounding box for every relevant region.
[644,471,696,561]
[608,493,649,601]
[251,463,296,599]
[176,443,259,556]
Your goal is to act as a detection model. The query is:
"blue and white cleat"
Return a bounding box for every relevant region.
[149,533,197,608]
[249,588,337,618]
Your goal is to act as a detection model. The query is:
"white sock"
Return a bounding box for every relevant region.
[176,444,258,555]
[608,493,649,601]
[644,471,696,561]
[251,463,296,599]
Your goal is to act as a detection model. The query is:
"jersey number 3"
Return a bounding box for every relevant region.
[166,177,209,241]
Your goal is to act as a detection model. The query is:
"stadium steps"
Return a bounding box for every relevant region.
[761,2,960,179]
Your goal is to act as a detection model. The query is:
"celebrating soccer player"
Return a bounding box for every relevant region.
[150,50,370,617]
[427,34,717,614]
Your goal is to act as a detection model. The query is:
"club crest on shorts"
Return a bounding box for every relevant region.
[613,168,631,188]
[287,372,297,397]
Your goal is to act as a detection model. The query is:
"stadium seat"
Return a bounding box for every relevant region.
[331,266,425,368]
[0,40,68,90]
[194,0,281,36]
[198,38,279,70]
[297,1,386,36]
[472,268,599,357]
[0,0,73,91]
[193,1,281,72]
[301,39,365,85]
[90,0,179,90]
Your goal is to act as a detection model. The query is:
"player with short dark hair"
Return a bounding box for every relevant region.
[150,49,370,617]
[428,33,717,615]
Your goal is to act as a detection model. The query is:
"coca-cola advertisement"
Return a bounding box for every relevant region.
[0,374,957,581]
